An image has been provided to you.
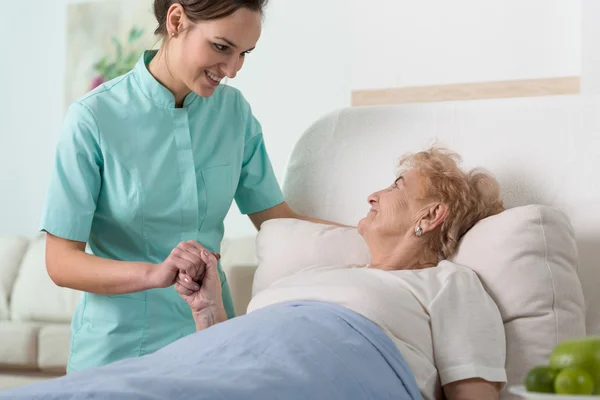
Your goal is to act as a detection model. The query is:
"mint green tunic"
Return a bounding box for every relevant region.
[40,51,284,373]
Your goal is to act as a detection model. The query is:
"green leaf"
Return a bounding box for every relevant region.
[112,36,122,58]
[124,51,140,68]
[104,62,118,80]
[93,56,109,73]
[128,27,144,44]
[114,60,128,76]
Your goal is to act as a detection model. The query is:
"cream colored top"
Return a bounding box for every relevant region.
[247,261,507,400]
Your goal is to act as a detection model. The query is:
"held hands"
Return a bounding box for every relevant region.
[174,250,223,313]
[150,241,226,329]
[151,240,220,290]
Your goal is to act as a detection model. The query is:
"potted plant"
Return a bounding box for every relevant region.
[89,26,146,91]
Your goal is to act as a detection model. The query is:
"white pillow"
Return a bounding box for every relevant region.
[254,205,586,399]
[10,236,81,323]
[449,205,586,398]
[0,235,30,320]
[253,221,371,296]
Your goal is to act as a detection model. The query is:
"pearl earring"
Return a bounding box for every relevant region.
[415,226,423,237]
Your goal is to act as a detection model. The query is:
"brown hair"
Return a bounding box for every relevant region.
[154,0,269,36]
[399,147,505,260]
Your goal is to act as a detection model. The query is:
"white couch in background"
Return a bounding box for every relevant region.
[0,235,70,376]
[0,234,258,389]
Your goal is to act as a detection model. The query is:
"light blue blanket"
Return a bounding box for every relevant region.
[0,302,423,400]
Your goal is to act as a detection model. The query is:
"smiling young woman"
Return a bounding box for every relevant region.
[41,0,340,374]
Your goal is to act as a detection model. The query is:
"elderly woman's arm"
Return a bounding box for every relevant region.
[444,378,502,400]
[174,250,229,331]
[430,267,507,399]
[192,304,228,332]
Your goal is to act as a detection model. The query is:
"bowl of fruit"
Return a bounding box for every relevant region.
[509,336,600,399]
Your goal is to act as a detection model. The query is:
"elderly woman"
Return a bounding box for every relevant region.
[1,148,507,400]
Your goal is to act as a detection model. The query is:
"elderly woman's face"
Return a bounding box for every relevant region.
[358,169,424,238]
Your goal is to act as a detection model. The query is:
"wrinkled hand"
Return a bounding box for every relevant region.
[150,241,219,289]
[175,250,223,313]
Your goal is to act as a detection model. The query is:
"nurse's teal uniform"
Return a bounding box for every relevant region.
[40,50,284,373]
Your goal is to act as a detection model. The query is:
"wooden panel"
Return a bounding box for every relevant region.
[351,77,580,106]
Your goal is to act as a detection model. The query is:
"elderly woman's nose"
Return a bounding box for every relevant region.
[368,192,378,204]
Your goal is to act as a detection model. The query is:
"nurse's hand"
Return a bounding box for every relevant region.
[150,241,213,289]
[175,250,225,326]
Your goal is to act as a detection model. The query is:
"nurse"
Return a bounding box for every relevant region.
[41,0,334,373]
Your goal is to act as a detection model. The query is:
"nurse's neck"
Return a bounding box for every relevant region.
[147,49,190,108]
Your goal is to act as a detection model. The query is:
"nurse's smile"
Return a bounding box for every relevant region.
[205,70,223,86]
[148,6,262,104]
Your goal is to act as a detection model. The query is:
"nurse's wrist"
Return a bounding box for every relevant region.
[141,262,161,290]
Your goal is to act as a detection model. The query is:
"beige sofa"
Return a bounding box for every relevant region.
[0,233,259,390]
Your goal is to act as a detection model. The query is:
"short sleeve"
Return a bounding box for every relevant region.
[40,101,103,242]
[234,95,284,215]
[429,268,507,387]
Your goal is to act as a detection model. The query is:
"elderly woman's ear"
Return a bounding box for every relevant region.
[416,203,448,235]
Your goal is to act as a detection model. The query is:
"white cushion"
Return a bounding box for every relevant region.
[0,371,56,391]
[10,236,81,323]
[38,324,70,372]
[219,236,261,316]
[0,321,39,368]
[0,374,54,391]
[449,205,586,397]
[0,235,29,320]
[221,236,259,268]
[253,205,586,398]
[226,265,259,317]
[253,221,369,296]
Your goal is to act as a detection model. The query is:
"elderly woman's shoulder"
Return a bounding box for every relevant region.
[429,260,484,285]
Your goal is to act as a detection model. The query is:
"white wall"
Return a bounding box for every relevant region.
[582,0,600,94]
[0,1,68,239]
[0,0,351,239]
[353,0,581,90]
[0,0,582,239]
[225,0,352,237]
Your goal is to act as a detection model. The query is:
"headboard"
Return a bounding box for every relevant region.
[282,94,600,334]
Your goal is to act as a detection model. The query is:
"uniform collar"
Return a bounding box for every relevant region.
[133,50,198,108]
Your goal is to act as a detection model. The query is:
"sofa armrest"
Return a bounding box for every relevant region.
[224,264,258,317]
[220,236,258,316]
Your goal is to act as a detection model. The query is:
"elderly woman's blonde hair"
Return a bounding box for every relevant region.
[399,147,504,260]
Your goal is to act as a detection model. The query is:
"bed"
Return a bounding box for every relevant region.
[236,93,600,399]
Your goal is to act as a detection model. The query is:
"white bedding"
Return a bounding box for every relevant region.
[248,261,507,400]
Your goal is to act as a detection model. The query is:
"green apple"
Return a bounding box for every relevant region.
[525,365,559,393]
[554,368,594,395]
[549,336,600,395]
